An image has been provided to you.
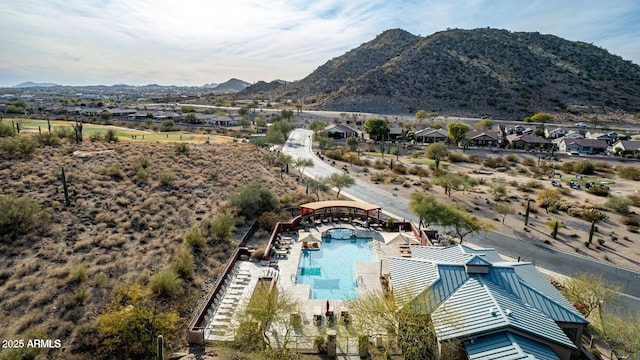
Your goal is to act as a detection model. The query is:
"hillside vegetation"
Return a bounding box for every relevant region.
[0,133,305,359]
[241,28,640,120]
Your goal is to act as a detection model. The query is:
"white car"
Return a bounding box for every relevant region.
[575,122,587,128]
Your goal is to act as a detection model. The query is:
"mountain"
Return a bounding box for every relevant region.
[206,78,250,93]
[14,81,60,88]
[202,82,219,88]
[241,28,640,119]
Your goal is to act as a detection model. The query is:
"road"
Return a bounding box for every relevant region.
[283,129,640,305]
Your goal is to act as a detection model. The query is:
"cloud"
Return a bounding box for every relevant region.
[1,0,639,86]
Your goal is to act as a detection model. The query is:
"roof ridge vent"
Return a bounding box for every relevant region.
[505,309,512,316]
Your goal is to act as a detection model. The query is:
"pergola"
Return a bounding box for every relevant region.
[300,200,382,224]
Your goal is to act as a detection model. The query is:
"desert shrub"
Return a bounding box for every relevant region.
[206,212,236,241]
[184,224,206,249]
[370,171,386,182]
[105,129,119,142]
[89,132,104,142]
[161,120,175,131]
[483,157,509,169]
[174,142,190,154]
[157,171,175,186]
[95,284,179,359]
[447,152,467,163]
[586,186,610,197]
[53,127,74,140]
[604,196,630,214]
[521,157,536,166]
[99,163,124,179]
[505,154,519,163]
[0,121,17,137]
[573,160,595,175]
[136,167,150,181]
[132,155,149,170]
[392,163,408,174]
[0,136,37,157]
[150,268,183,298]
[35,131,61,146]
[258,211,289,231]
[594,162,613,173]
[629,193,640,207]
[408,165,429,178]
[373,159,387,170]
[74,284,89,304]
[172,248,194,279]
[251,248,265,260]
[617,166,640,180]
[516,180,543,192]
[0,194,51,236]
[621,216,639,227]
[228,181,278,218]
[70,264,89,283]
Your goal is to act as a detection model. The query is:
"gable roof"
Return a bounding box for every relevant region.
[388,245,587,352]
[465,331,560,360]
[414,127,448,137]
[325,124,357,133]
[613,140,640,151]
[561,138,607,148]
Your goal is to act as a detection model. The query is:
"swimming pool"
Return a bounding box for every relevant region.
[296,237,377,299]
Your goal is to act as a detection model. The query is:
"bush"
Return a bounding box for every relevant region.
[0,136,37,157]
[0,121,17,137]
[207,212,235,241]
[157,171,175,186]
[483,157,509,169]
[35,131,61,146]
[447,152,468,163]
[617,166,640,180]
[228,181,278,218]
[184,225,206,249]
[522,157,536,166]
[174,142,190,154]
[392,163,408,174]
[105,129,119,143]
[586,186,610,197]
[100,163,124,179]
[604,196,630,214]
[150,268,183,298]
[258,211,288,231]
[0,194,51,236]
[573,160,595,175]
[70,264,89,283]
[505,154,519,163]
[621,216,640,226]
[89,132,104,142]
[172,248,194,279]
[161,120,174,131]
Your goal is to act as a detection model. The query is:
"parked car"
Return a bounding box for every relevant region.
[575,122,587,128]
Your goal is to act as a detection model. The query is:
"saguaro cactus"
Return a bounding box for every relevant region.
[157,335,164,360]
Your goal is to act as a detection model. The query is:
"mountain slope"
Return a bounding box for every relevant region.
[243,28,640,119]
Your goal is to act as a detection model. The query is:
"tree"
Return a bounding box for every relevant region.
[488,178,508,201]
[449,209,494,244]
[561,273,620,319]
[363,118,390,141]
[306,177,330,201]
[447,122,469,146]
[235,285,300,352]
[308,120,325,138]
[536,188,561,213]
[184,112,198,123]
[228,181,279,218]
[474,118,494,130]
[254,116,266,133]
[415,110,428,127]
[409,192,448,228]
[293,158,314,179]
[238,116,251,130]
[494,202,512,223]
[424,142,448,170]
[280,109,294,120]
[526,112,554,123]
[329,172,355,199]
[346,135,359,152]
[601,310,640,360]
[95,284,179,359]
[433,172,474,198]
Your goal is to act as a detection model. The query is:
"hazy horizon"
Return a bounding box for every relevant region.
[2,0,640,88]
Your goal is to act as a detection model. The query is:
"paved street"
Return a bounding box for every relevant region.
[283,129,640,304]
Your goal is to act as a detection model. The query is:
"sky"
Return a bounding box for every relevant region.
[1,0,639,87]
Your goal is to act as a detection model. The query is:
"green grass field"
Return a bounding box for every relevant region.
[13,119,231,144]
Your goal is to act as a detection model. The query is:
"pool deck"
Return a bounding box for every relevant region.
[203,222,415,348]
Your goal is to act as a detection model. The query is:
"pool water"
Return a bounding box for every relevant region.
[296,237,376,299]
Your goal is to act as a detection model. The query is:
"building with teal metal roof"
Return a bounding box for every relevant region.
[388,245,588,360]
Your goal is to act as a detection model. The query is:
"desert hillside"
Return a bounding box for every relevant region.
[0,136,306,359]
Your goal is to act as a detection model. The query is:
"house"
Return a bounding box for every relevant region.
[564,130,585,139]
[388,245,588,360]
[466,130,501,147]
[558,138,608,155]
[388,127,406,141]
[506,134,554,151]
[544,127,567,139]
[585,131,614,144]
[611,140,640,154]
[503,125,534,136]
[414,127,449,144]
[324,124,358,139]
